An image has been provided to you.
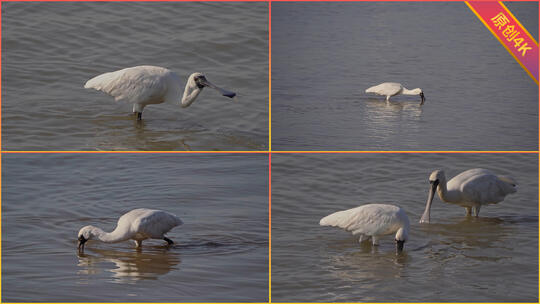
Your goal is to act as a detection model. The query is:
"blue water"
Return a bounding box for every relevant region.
[272,2,538,150]
[2,154,269,302]
[2,2,269,151]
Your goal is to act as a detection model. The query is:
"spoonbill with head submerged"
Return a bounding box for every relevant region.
[84,65,236,120]
[319,203,410,254]
[77,208,183,252]
[419,168,517,223]
[365,82,425,105]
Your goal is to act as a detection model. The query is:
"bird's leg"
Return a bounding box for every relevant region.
[465,207,472,216]
[371,236,379,246]
[474,206,481,217]
[164,237,174,245]
[358,234,365,243]
[135,240,143,248]
[135,112,142,120]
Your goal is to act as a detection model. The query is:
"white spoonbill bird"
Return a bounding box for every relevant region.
[84,65,236,120]
[419,168,517,223]
[365,82,425,105]
[77,208,183,252]
[319,204,410,254]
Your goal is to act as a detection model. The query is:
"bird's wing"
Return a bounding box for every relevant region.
[84,67,169,104]
[131,210,183,238]
[459,172,516,204]
[320,204,401,236]
[365,82,402,95]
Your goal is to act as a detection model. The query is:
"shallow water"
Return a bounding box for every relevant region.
[271,2,538,150]
[271,153,538,302]
[2,2,268,151]
[2,154,269,302]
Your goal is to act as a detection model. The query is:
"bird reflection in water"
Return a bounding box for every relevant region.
[322,248,411,285]
[416,216,515,263]
[77,247,181,283]
[425,216,511,240]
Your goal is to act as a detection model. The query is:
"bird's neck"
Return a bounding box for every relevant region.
[181,84,202,108]
[401,88,418,96]
[437,179,461,204]
[395,223,409,241]
[93,227,130,243]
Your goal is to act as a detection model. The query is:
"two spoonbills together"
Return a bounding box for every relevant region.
[365,82,425,105]
[320,204,410,254]
[420,168,517,223]
[84,65,236,120]
[77,208,183,252]
[319,168,517,253]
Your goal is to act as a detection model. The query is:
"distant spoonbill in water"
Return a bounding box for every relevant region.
[365,82,425,105]
[419,168,517,223]
[84,65,236,120]
[320,204,410,254]
[77,208,183,252]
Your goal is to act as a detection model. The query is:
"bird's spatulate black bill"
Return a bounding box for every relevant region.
[420,179,438,223]
[220,90,237,98]
[420,92,425,105]
[396,240,405,254]
[199,78,236,98]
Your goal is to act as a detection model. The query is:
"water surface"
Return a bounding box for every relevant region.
[2,2,268,151]
[272,2,538,150]
[2,154,269,302]
[271,153,538,301]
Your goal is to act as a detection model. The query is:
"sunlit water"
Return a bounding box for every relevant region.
[2,2,268,151]
[271,153,538,302]
[2,154,269,302]
[272,2,538,150]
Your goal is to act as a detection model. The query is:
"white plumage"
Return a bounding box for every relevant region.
[84,65,236,120]
[77,208,183,252]
[420,168,517,223]
[365,82,425,104]
[320,203,410,253]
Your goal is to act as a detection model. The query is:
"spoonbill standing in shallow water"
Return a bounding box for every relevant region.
[77,208,183,252]
[365,82,425,105]
[320,204,410,254]
[419,168,517,223]
[84,65,236,120]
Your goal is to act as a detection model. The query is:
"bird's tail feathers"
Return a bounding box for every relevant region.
[85,73,107,90]
[84,71,117,92]
[319,210,354,229]
[365,86,376,93]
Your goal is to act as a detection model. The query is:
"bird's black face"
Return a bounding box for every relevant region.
[420,92,425,105]
[430,178,439,189]
[396,240,405,254]
[193,75,236,98]
[77,235,87,252]
[193,75,208,89]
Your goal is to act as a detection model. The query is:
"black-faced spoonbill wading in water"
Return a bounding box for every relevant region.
[77,208,183,252]
[365,82,425,105]
[419,168,517,223]
[319,204,410,254]
[84,65,236,120]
